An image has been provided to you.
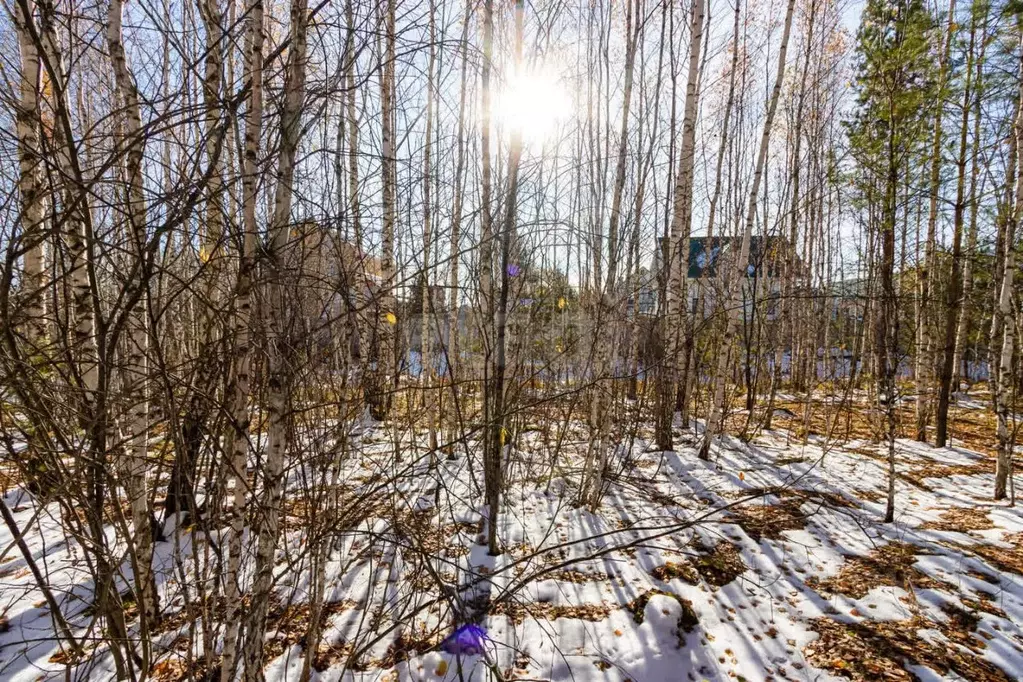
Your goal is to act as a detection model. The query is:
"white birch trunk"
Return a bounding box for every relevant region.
[953,10,987,386]
[421,0,437,454]
[242,0,309,677]
[700,0,796,460]
[220,0,264,678]
[995,29,1023,501]
[371,0,397,421]
[198,0,226,278]
[14,0,45,346]
[582,0,641,506]
[107,0,158,632]
[445,0,471,456]
[916,0,957,442]
[662,0,704,448]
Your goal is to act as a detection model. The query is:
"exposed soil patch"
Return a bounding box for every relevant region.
[806,542,947,598]
[854,488,885,502]
[903,462,987,489]
[650,560,699,584]
[546,569,608,584]
[729,499,806,541]
[316,622,446,671]
[692,541,747,586]
[726,487,855,542]
[953,532,1023,576]
[150,655,218,682]
[384,625,446,664]
[919,507,994,532]
[490,600,612,624]
[314,642,361,672]
[966,568,1000,585]
[805,614,1013,682]
[627,588,699,640]
[397,508,446,554]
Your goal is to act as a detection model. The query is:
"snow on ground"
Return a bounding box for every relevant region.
[1,413,1022,682]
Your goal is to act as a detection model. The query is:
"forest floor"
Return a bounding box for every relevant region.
[1,396,1022,682]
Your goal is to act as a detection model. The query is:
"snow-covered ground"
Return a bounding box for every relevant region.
[1,417,1021,682]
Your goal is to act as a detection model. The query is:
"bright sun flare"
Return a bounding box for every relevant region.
[494,68,573,145]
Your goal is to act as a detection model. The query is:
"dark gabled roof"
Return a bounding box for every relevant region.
[687,236,784,279]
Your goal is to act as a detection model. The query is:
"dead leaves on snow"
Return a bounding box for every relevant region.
[729,499,806,541]
[919,506,994,532]
[649,539,747,587]
[952,531,1023,577]
[692,541,747,587]
[490,600,612,624]
[650,560,700,584]
[627,588,699,643]
[806,542,946,599]
[805,614,1014,682]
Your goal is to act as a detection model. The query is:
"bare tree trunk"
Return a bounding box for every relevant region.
[917,0,957,443]
[954,3,988,389]
[107,0,159,636]
[700,0,796,460]
[28,2,133,674]
[880,124,900,523]
[487,0,526,554]
[479,0,495,473]
[935,13,977,447]
[989,111,1016,409]
[583,0,641,506]
[243,0,309,678]
[220,0,264,677]
[629,10,665,402]
[995,28,1023,501]
[478,0,498,547]
[14,0,45,347]
[445,0,471,457]
[684,0,741,431]
[13,0,51,496]
[659,0,704,452]
[421,0,438,454]
[766,0,817,428]
[370,0,397,421]
[198,0,225,263]
[342,0,370,404]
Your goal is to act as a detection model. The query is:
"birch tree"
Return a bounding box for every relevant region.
[220,0,265,676]
[994,24,1023,501]
[106,0,159,633]
[700,0,796,460]
[242,0,310,676]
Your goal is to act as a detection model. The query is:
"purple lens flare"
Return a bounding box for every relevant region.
[441,623,489,656]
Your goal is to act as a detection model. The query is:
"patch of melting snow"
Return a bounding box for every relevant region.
[4,416,1023,682]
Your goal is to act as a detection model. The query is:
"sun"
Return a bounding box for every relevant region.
[493,67,573,146]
